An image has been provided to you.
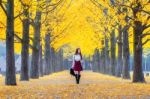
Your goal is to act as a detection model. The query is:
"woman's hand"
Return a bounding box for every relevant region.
[71,64,74,68]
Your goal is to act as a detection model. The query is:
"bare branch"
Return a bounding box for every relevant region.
[52,15,77,41]
[126,15,134,21]
[141,33,150,38]
[14,34,22,43]
[90,0,103,9]
[143,39,150,45]
[141,10,150,15]
[29,37,34,41]
[41,0,63,25]
[143,24,150,30]
[143,16,150,28]
[42,1,62,14]
[115,1,132,9]
[14,12,24,19]
[14,33,34,49]
[0,38,5,41]
[40,0,63,9]
[121,25,130,33]
[29,17,35,26]
[0,21,5,27]
[14,40,22,43]
[19,0,26,6]
[43,0,67,24]
[0,0,7,15]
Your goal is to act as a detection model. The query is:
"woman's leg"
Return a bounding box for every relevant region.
[74,71,81,84]
[74,71,78,84]
[74,71,78,74]
[77,71,81,84]
[78,71,80,75]
[74,71,80,74]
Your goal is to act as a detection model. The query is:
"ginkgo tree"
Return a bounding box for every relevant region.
[0,0,150,86]
[90,0,150,82]
[0,0,17,85]
[0,0,65,85]
[115,0,150,82]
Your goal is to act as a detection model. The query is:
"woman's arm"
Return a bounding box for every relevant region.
[80,55,83,63]
[80,59,83,65]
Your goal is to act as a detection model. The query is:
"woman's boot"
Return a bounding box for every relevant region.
[75,74,78,84]
[77,75,81,84]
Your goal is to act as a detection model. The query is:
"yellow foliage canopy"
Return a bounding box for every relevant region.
[0,0,150,57]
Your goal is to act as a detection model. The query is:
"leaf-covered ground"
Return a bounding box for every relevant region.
[0,71,150,99]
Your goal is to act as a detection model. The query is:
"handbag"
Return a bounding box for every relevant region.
[70,55,75,76]
[70,68,75,76]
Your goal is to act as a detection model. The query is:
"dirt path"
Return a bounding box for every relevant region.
[0,71,150,99]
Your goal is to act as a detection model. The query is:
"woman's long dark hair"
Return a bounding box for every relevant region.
[75,48,82,60]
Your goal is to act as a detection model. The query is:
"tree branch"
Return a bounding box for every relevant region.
[121,25,130,33]
[40,0,63,9]
[29,37,34,42]
[42,2,61,14]
[14,33,34,49]
[143,39,150,45]
[14,12,24,19]
[29,17,35,26]
[90,0,103,9]
[126,15,134,21]
[141,33,150,38]
[141,10,150,15]
[0,0,7,15]
[0,37,5,40]
[143,16,150,28]
[0,21,5,27]
[14,34,22,43]
[52,15,77,42]
[115,2,132,9]
[143,24,150,30]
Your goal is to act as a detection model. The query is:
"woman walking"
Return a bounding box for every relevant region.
[71,48,83,84]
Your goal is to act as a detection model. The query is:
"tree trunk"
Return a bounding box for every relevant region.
[20,6,30,81]
[59,49,64,71]
[104,36,110,74]
[44,33,51,75]
[122,26,130,79]
[110,29,116,76]
[133,20,145,82]
[55,50,62,72]
[63,59,68,70]
[116,25,123,77]
[101,48,105,73]
[30,5,42,78]
[92,52,95,72]
[96,49,100,72]
[39,44,43,77]
[53,52,57,72]
[92,49,98,72]
[50,47,55,73]
[5,0,17,85]
[30,26,40,78]
[55,51,59,72]
[92,49,100,72]
[132,3,145,82]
